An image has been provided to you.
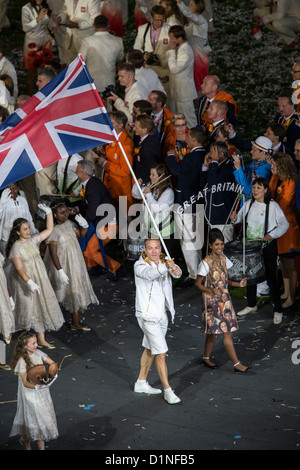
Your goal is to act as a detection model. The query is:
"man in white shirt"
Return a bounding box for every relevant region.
[79,15,124,93]
[134,238,182,405]
[55,0,101,64]
[107,63,148,124]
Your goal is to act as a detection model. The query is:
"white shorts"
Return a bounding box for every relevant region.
[137,312,169,355]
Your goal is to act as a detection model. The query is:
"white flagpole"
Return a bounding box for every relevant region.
[113,129,171,259]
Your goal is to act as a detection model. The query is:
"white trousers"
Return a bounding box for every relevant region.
[175,208,204,279]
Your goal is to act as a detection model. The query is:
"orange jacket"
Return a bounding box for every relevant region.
[202,90,240,126]
[269,174,300,254]
[104,130,134,207]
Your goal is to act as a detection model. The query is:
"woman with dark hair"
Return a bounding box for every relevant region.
[269,152,300,312]
[22,0,53,94]
[195,228,248,372]
[231,177,289,324]
[132,163,175,254]
[6,204,64,349]
[159,0,184,25]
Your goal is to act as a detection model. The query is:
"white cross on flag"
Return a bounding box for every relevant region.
[0,55,117,190]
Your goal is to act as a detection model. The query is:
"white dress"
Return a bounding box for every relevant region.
[7,234,65,333]
[43,220,99,313]
[10,349,59,442]
[0,252,15,338]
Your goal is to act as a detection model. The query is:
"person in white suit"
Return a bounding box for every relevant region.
[133,5,171,97]
[252,0,300,48]
[166,25,197,128]
[133,238,182,405]
[79,14,124,93]
[107,62,148,123]
[48,0,67,65]
[55,0,101,64]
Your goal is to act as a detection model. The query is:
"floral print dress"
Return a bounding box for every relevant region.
[197,253,239,334]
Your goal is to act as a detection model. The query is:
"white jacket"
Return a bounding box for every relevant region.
[0,56,18,98]
[134,254,181,323]
[263,0,300,23]
[166,41,197,102]
[22,3,53,48]
[133,22,170,75]
[79,30,124,92]
[57,0,101,48]
[114,80,148,121]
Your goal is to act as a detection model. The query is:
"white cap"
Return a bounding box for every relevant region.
[252,136,273,152]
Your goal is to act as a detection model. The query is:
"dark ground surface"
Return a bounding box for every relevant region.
[0,256,300,455]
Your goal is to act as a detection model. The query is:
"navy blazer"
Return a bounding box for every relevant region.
[133,134,162,184]
[165,146,206,210]
[275,113,300,156]
[80,176,118,226]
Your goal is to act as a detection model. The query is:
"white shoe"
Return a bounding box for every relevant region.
[273,312,282,324]
[134,381,162,395]
[164,388,181,404]
[237,305,258,317]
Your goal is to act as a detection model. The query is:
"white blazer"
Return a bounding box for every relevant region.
[134,66,165,95]
[22,3,53,48]
[80,30,124,91]
[114,80,148,121]
[58,0,101,48]
[134,255,181,323]
[166,41,197,102]
[133,22,170,75]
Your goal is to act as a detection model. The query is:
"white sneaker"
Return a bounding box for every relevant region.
[237,305,258,317]
[273,312,282,324]
[164,388,181,404]
[134,381,162,394]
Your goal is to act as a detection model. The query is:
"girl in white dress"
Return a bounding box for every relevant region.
[43,202,99,331]
[6,204,64,349]
[10,331,58,450]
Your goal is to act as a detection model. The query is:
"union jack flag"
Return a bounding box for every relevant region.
[0,55,117,190]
